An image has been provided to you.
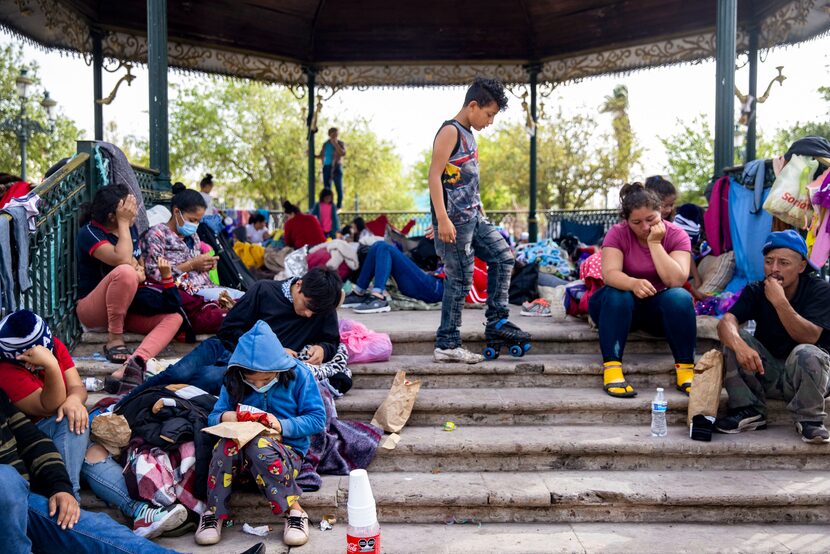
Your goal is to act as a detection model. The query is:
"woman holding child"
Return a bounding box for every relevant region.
[589,183,697,398]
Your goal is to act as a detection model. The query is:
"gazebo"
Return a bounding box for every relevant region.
[1,0,829,239]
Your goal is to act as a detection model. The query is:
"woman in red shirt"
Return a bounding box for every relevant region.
[282,200,326,249]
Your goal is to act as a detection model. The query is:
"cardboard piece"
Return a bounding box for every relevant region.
[688,349,724,425]
[202,421,281,448]
[370,371,421,433]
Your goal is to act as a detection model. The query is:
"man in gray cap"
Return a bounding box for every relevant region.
[716,230,830,443]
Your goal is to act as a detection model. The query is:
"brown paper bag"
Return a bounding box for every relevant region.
[91,413,132,456]
[687,349,724,425]
[371,370,421,433]
[202,421,281,448]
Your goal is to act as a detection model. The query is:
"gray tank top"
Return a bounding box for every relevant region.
[432,120,482,225]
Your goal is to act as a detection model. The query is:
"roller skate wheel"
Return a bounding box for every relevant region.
[509,344,524,357]
[483,346,499,360]
[523,343,532,352]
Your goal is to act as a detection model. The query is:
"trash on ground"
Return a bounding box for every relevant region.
[443,421,456,432]
[241,523,271,536]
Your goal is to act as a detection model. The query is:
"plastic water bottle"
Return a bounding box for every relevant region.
[651,387,668,437]
[83,377,104,392]
[346,469,380,554]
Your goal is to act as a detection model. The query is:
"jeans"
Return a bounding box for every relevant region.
[124,337,231,398]
[83,455,143,519]
[724,330,830,421]
[356,242,443,303]
[0,465,177,554]
[322,164,344,208]
[588,286,696,364]
[434,213,514,349]
[36,416,88,501]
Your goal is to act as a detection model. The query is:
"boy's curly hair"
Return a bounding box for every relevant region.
[464,77,508,111]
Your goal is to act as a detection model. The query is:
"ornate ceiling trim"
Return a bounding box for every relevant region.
[0,0,827,87]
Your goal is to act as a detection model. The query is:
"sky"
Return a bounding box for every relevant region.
[2,32,829,183]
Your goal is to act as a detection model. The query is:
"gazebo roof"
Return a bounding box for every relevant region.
[1,0,829,87]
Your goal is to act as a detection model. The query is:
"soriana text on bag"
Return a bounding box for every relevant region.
[763,154,818,228]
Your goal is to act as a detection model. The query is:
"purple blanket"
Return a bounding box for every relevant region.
[297,382,383,491]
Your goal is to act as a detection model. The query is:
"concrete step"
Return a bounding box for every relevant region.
[283,522,830,554]
[85,470,830,525]
[369,424,830,473]
[151,521,830,553]
[73,353,686,390]
[342,354,683,389]
[73,339,201,358]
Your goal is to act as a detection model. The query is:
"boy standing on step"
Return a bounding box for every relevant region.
[428,77,530,364]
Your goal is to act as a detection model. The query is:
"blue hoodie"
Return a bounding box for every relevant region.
[208,321,326,456]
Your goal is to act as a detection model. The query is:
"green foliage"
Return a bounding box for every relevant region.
[162,77,412,211]
[659,116,716,205]
[0,46,82,181]
[600,85,642,184]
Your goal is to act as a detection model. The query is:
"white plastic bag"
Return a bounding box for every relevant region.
[763,154,817,228]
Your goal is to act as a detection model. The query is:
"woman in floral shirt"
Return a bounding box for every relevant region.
[141,184,244,301]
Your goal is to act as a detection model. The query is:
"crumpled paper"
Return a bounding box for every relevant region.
[91,412,131,456]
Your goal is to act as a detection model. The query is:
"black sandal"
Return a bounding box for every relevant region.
[103,344,133,364]
[603,380,638,398]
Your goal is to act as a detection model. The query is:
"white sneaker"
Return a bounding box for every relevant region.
[433,347,484,364]
[283,509,310,546]
[133,503,187,539]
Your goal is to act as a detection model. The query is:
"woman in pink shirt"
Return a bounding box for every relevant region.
[588,183,696,398]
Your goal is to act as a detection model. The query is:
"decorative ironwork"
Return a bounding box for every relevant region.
[15,154,90,348]
[545,209,619,241]
[96,61,135,105]
[132,164,170,207]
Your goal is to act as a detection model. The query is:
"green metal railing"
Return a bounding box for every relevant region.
[8,144,168,348]
[15,154,91,347]
[544,209,618,239]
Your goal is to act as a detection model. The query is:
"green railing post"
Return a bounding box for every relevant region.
[305,66,317,211]
[527,63,540,242]
[745,22,759,164]
[147,0,170,189]
[714,0,737,176]
[92,29,104,141]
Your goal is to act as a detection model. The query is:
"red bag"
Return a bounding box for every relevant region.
[178,289,227,334]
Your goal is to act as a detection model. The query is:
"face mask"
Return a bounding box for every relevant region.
[176,210,199,237]
[243,376,278,394]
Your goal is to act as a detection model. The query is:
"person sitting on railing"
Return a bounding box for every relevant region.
[75,184,184,387]
[310,188,340,240]
[342,239,444,314]
[0,310,190,541]
[141,183,244,302]
[588,183,697,398]
[282,200,326,249]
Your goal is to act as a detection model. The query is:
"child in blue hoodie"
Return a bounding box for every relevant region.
[196,321,326,548]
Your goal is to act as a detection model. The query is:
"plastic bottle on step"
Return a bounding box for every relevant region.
[83,377,104,392]
[346,469,380,554]
[651,387,668,437]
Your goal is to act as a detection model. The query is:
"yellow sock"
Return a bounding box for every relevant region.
[675,363,694,392]
[603,361,634,395]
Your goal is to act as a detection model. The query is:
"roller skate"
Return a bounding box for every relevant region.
[482,319,532,360]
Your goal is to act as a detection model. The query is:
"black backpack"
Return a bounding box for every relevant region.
[196,222,256,291]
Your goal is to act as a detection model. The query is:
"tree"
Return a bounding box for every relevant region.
[157,77,413,211]
[770,85,830,153]
[0,46,82,181]
[600,84,642,185]
[659,116,715,204]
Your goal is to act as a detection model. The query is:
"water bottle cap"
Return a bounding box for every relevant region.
[656,387,664,392]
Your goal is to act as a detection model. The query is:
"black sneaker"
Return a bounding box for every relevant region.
[796,421,830,444]
[353,295,391,314]
[715,407,767,434]
[342,291,367,308]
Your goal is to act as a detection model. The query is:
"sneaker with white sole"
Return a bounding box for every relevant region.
[283,510,310,546]
[796,421,830,444]
[342,291,367,308]
[133,503,188,539]
[194,510,222,545]
[433,347,484,364]
[353,295,391,314]
[714,407,767,434]
[521,298,552,317]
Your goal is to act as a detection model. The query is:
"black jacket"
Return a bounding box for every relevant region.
[216,279,340,362]
[116,384,217,499]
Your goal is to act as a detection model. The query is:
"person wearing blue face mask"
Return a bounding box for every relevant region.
[199,321,325,548]
[141,183,244,302]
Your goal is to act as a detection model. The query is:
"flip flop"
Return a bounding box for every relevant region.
[603,362,637,398]
[103,344,133,364]
[604,380,638,398]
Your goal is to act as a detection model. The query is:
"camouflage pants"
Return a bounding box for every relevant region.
[724,330,830,422]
